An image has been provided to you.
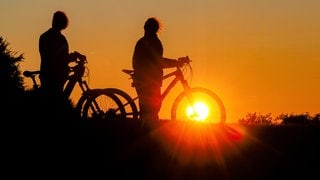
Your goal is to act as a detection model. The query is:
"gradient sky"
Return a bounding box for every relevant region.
[1,0,320,122]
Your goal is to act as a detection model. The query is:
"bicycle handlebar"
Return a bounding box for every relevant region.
[178,56,191,64]
[23,51,86,79]
[70,51,87,63]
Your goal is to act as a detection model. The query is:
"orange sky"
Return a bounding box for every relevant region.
[1,0,320,122]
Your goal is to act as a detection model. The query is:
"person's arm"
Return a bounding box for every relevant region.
[161,57,179,68]
[161,56,190,68]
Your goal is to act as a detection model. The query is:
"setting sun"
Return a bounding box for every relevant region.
[186,102,209,121]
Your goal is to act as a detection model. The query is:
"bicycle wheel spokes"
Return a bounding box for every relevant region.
[171,88,226,124]
[106,88,139,121]
[76,91,91,118]
[82,90,125,121]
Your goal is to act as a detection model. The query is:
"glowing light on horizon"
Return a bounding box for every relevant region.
[152,122,245,168]
[186,102,209,121]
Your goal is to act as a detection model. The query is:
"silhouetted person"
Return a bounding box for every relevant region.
[38,11,84,123]
[132,17,184,126]
[39,11,78,99]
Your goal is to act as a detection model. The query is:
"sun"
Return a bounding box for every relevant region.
[186,102,209,121]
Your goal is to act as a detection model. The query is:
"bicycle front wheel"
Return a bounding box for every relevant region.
[171,87,226,124]
[82,89,126,121]
[76,89,95,117]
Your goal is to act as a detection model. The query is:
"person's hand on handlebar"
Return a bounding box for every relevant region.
[69,51,86,62]
[177,56,190,67]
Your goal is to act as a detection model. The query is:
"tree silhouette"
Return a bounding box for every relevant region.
[0,36,25,118]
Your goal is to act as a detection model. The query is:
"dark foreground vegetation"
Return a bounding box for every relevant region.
[1,36,320,179]
[3,109,320,179]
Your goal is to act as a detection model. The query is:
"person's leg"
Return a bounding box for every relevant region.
[135,84,161,128]
[149,86,161,121]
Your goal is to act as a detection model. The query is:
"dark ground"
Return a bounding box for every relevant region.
[4,115,320,179]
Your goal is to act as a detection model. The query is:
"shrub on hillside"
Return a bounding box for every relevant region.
[0,36,25,117]
[0,37,24,95]
[238,112,273,126]
[239,112,320,126]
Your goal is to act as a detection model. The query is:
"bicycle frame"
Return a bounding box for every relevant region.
[161,67,190,102]
[121,57,226,123]
[24,53,137,121]
[124,64,191,108]
[63,59,108,116]
[64,71,90,99]
[23,56,104,118]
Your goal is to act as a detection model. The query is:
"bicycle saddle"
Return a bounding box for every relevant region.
[122,69,134,75]
[23,70,40,77]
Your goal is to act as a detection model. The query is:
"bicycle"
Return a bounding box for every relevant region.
[23,52,128,121]
[101,56,226,124]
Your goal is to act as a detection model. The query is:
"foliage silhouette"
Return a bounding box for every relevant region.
[0,36,25,120]
[239,112,320,126]
[0,36,79,127]
[238,112,273,125]
[0,37,24,96]
[279,112,320,126]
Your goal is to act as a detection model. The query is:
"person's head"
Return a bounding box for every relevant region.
[144,17,161,34]
[52,11,68,30]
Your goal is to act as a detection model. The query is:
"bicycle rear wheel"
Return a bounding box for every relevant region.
[82,89,126,121]
[104,88,139,120]
[171,87,226,123]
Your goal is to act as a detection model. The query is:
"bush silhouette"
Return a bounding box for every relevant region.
[238,112,273,125]
[0,37,24,95]
[0,36,25,119]
[280,113,310,125]
[239,112,320,126]
[0,36,79,127]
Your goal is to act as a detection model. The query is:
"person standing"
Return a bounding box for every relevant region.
[39,11,77,99]
[38,11,84,121]
[132,17,183,126]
